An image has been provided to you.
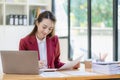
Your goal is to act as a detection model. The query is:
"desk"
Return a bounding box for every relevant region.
[1,69,120,80]
[66,74,120,80]
[2,74,65,80]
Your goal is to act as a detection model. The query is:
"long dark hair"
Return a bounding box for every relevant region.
[29,11,56,37]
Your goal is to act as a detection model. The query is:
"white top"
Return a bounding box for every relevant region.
[36,37,48,68]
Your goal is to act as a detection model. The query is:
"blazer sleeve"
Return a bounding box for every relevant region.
[54,36,65,68]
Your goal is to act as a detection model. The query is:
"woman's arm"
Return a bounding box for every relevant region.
[19,38,26,50]
[53,36,64,68]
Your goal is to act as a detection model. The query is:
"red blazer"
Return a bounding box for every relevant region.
[19,35,64,68]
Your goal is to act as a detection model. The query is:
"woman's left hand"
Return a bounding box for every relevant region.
[73,62,80,69]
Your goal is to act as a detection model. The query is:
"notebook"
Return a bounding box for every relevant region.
[0,51,39,74]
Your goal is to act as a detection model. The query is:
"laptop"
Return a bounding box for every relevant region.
[0,51,39,74]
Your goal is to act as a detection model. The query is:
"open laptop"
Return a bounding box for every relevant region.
[0,51,39,74]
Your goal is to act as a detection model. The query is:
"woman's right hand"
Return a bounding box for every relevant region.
[38,60,45,69]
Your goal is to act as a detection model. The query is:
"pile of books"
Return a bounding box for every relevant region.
[92,61,120,74]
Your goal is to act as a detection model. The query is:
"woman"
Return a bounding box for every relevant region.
[19,11,79,69]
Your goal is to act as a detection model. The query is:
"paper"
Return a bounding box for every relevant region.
[39,55,83,72]
[63,70,99,76]
[92,61,120,74]
[58,54,84,70]
[93,61,120,65]
[40,72,67,77]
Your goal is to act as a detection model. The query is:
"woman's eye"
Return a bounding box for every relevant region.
[49,28,53,31]
[42,26,47,29]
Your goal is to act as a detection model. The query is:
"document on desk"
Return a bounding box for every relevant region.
[39,54,83,72]
[63,70,100,76]
[92,61,120,74]
[40,72,67,77]
[58,54,84,70]
[93,61,120,65]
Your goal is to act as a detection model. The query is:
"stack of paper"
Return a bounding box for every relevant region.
[92,61,120,74]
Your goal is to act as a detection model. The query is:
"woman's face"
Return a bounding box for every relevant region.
[36,18,54,40]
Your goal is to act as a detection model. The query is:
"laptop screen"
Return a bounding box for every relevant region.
[0,51,39,74]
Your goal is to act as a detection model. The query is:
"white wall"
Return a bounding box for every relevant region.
[0,26,33,50]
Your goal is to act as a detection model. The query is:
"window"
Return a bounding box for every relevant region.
[70,0,88,60]
[53,0,68,37]
[69,0,114,61]
[91,0,113,61]
[53,0,118,61]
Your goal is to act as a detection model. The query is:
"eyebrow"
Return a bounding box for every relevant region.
[43,23,53,29]
[43,23,48,27]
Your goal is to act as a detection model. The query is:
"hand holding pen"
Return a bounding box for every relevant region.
[38,60,47,69]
